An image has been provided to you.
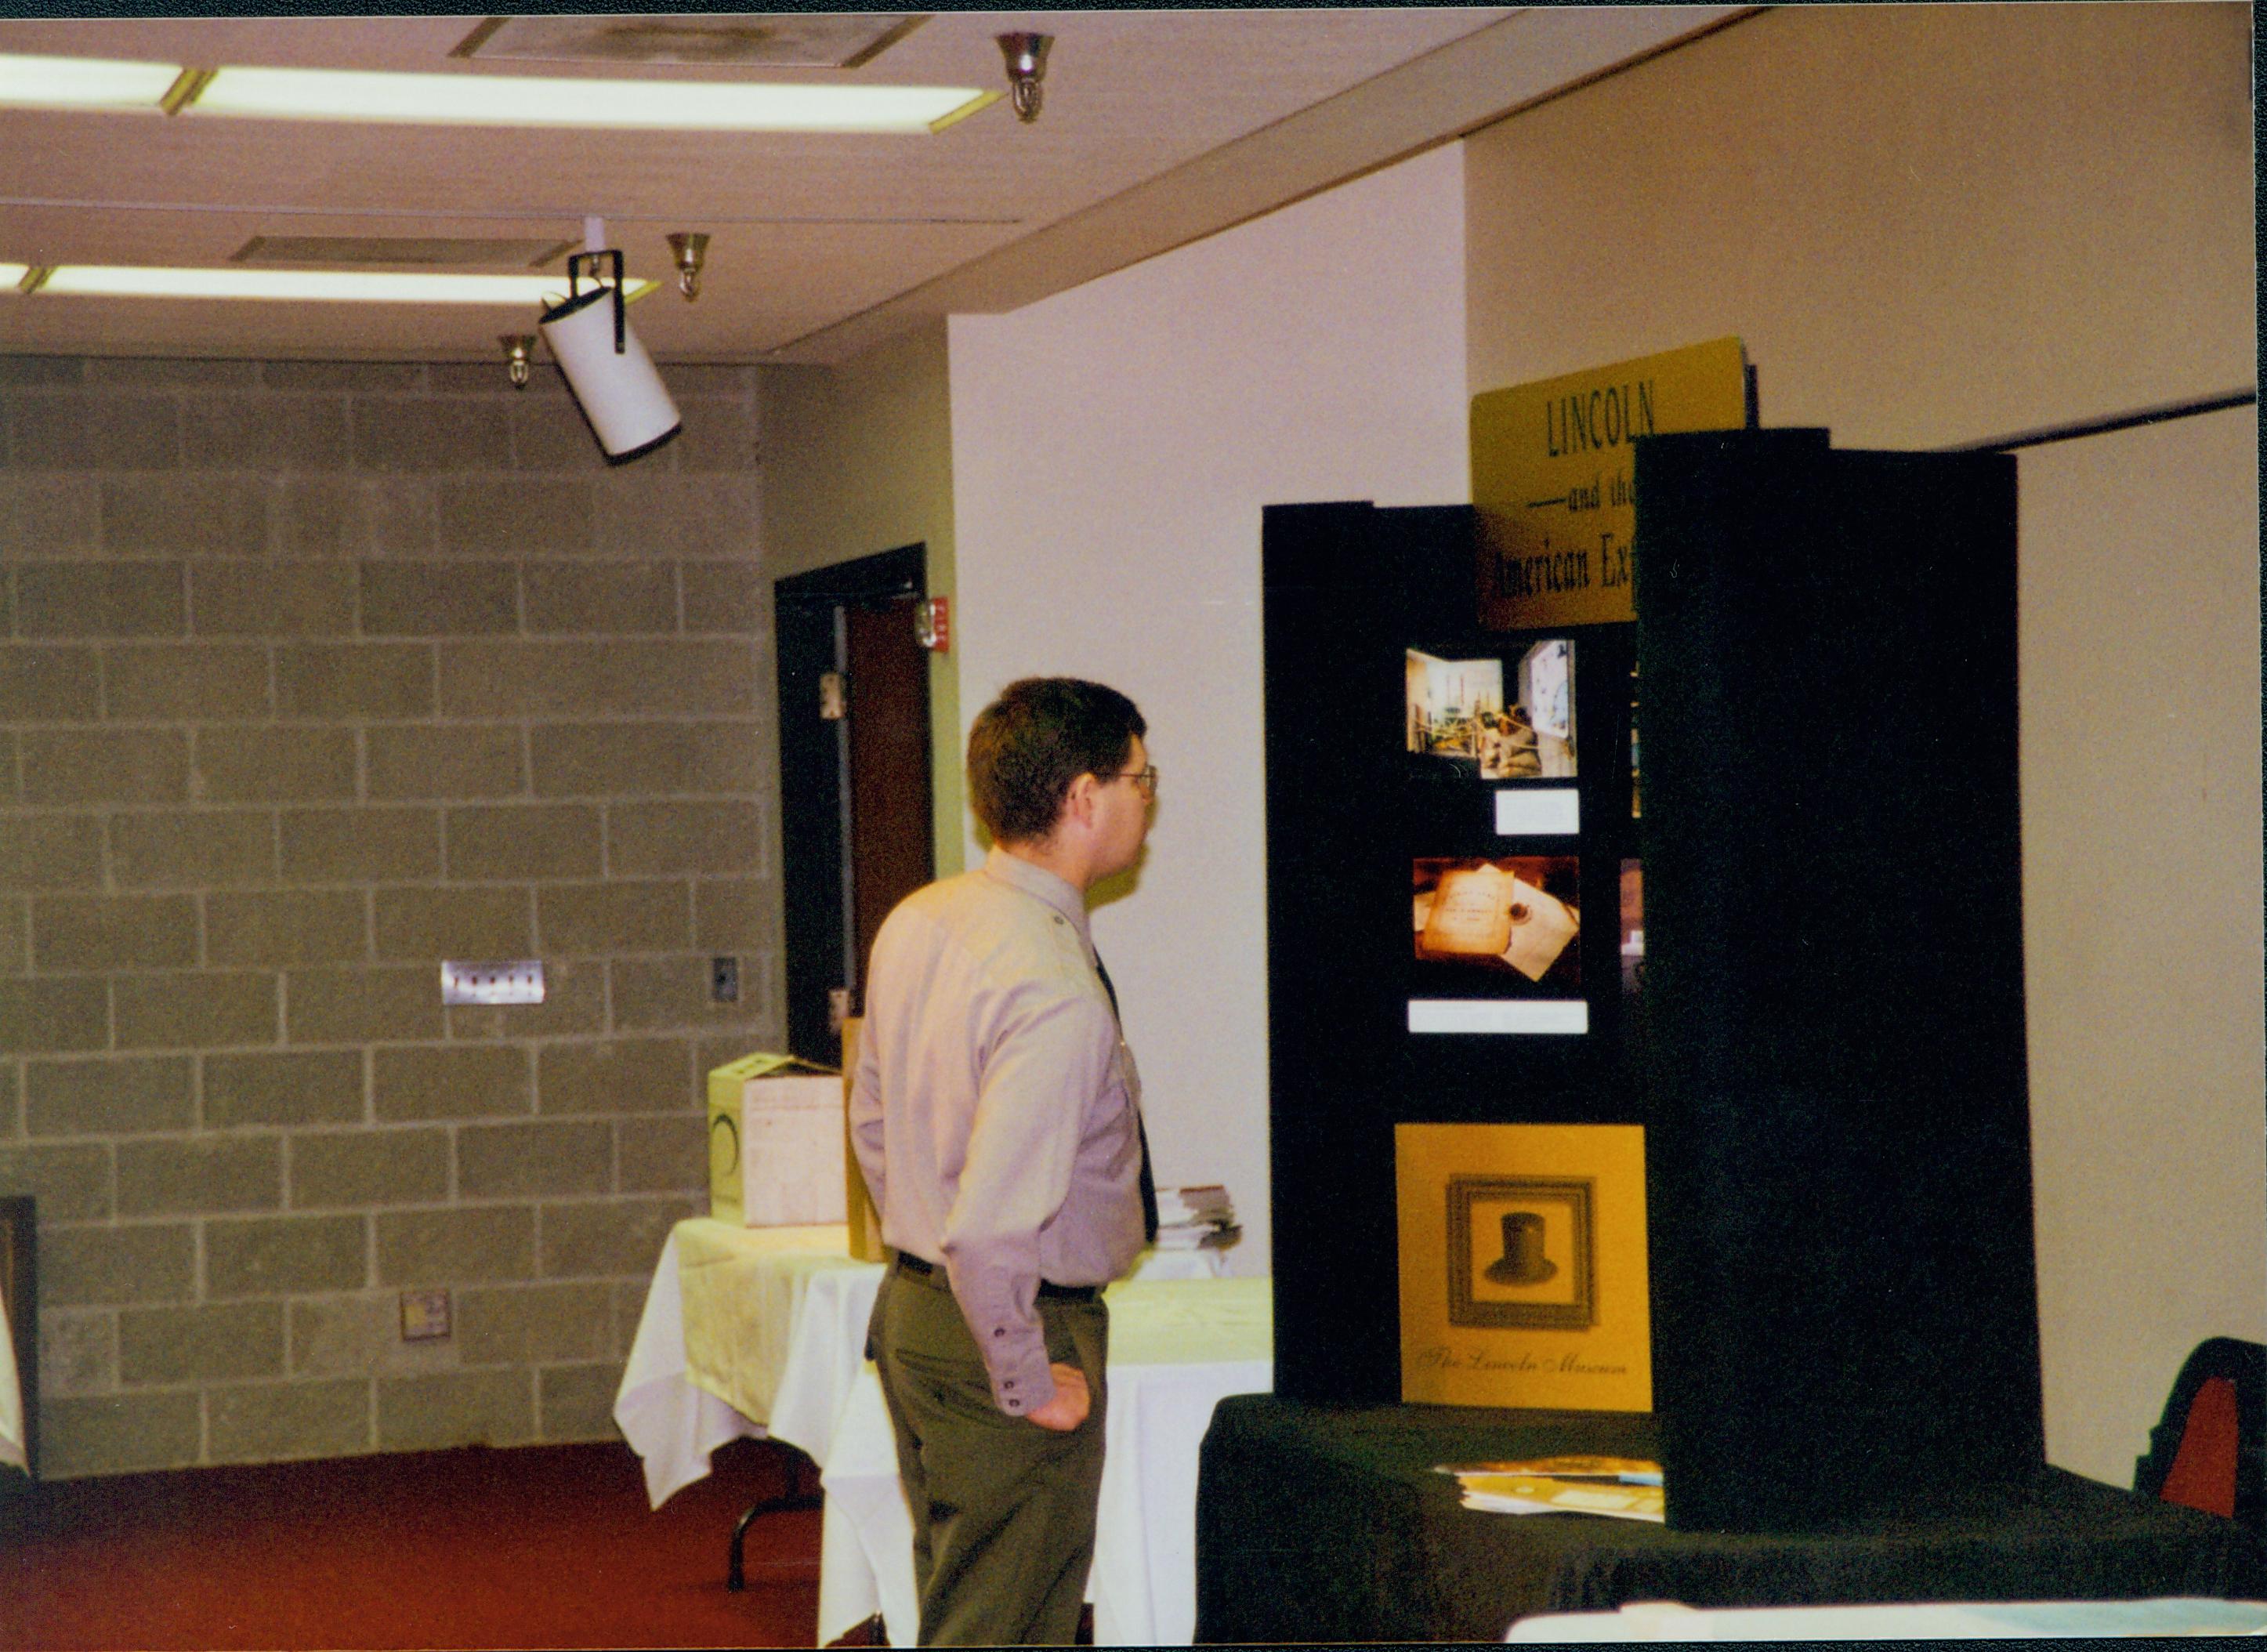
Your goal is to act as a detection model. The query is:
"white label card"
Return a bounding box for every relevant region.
[1408,999,1589,1035]
[1494,788,1581,836]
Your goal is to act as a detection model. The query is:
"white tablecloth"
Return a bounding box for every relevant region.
[614,1219,1265,1646]
[614,1223,857,1506]
[1507,1596,2267,1639]
[0,1277,24,1476]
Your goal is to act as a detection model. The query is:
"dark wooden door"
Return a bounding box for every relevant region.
[776,545,935,1067]
[845,596,935,1003]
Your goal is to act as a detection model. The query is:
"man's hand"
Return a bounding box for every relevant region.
[1025,1361,1090,1432]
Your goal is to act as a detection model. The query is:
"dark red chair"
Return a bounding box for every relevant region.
[2134,1337,2264,1534]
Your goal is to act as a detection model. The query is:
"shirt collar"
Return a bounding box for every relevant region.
[981,844,1092,946]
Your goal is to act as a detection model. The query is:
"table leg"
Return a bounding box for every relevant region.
[726,1446,826,1592]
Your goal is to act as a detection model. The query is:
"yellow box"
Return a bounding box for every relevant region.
[706,1052,846,1227]
[839,1017,883,1261]
[1396,1122,1651,1411]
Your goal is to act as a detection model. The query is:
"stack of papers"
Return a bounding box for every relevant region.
[1153,1184,1240,1250]
[1437,1456,1664,1523]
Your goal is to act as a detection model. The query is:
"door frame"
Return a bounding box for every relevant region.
[775,542,930,1065]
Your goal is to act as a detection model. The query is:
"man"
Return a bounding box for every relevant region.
[849,676,1158,1646]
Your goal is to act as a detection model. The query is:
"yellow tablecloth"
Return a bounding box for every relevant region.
[675,1222,875,1428]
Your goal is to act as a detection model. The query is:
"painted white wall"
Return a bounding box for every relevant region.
[2019,405,2264,1485]
[947,143,1472,1275]
[1463,2,2260,1485]
[758,328,965,875]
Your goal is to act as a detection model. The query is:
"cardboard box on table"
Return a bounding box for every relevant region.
[706,1043,885,1260]
[707,1052,847,1226]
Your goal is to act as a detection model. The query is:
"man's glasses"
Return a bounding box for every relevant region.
[1111,765,1159,802]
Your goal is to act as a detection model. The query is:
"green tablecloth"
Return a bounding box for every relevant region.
[1194,1397,2267,1643]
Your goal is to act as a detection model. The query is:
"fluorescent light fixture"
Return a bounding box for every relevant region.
[0,52,180,111]
[190,65,988,132]
[23,266,655,305]
[0,264,27,288]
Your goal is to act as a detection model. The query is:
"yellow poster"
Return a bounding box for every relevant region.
[1470,338,1748,629]
[1396,1122,1650,1411]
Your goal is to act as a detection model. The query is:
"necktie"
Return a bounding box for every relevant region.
[1092,953,1160,1244]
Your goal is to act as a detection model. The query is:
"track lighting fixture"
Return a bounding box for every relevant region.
[500,333,536,389]
[666,232,710,301]
[537,248,682,463]
[997,32,1051,124]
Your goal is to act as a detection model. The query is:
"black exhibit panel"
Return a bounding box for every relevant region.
[1260,433,2044,1535]
[1632,429,2042,1531]
[1261,502,1430,1404]
[1262,502,1641,1405]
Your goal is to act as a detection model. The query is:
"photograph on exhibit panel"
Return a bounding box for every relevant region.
[1411,857,1581,988]
[1405,639,1576,781]
[1619,860,1644,1002]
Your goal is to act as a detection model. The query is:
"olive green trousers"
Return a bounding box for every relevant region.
[868,1264,1110,1647]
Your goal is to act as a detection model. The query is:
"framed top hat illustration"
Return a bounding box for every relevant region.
[1396,1123,1649,1411]
[1446,1174,1596,1330]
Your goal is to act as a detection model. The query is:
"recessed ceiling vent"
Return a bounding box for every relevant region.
[454,14,927,70]
[231,235,574,270]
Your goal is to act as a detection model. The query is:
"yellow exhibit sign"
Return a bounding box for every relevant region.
[1396,1121,1650,1411]
[1471,337,1748,629]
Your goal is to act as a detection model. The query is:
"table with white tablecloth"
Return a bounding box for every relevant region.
[0,1276,25,1478]
[614,1219,1269,1646]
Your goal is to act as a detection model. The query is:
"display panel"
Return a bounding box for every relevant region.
[1398,621,1637,1078]
[1267,437,2042,1520]
[1262,502,1643,1405]
[1396,1121,1650,1411]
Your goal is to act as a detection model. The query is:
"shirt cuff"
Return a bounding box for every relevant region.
[976,1321,1056,1415]
[951,1280,1056,1414]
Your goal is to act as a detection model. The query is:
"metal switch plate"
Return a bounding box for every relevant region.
[440,958,546,1005]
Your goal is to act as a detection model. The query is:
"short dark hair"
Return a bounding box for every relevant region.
[967,677,1146,845]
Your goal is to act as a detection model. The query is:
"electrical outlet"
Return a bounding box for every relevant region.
[400,1288,451,1341]
[712,955,741,1003]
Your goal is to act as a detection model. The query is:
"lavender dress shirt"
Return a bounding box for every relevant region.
[849,846,1147,1416]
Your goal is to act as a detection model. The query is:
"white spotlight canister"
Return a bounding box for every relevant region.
[538,276,681,463]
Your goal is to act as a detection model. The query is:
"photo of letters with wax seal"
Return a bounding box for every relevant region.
[1448,1176,1595,1330]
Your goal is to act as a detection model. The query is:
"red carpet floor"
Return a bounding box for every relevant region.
[0,1437,822,1650]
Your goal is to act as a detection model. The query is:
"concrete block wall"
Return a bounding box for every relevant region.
[0,353,777,1477]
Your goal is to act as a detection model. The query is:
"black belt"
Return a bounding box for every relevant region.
[892,1250,1102,1303]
